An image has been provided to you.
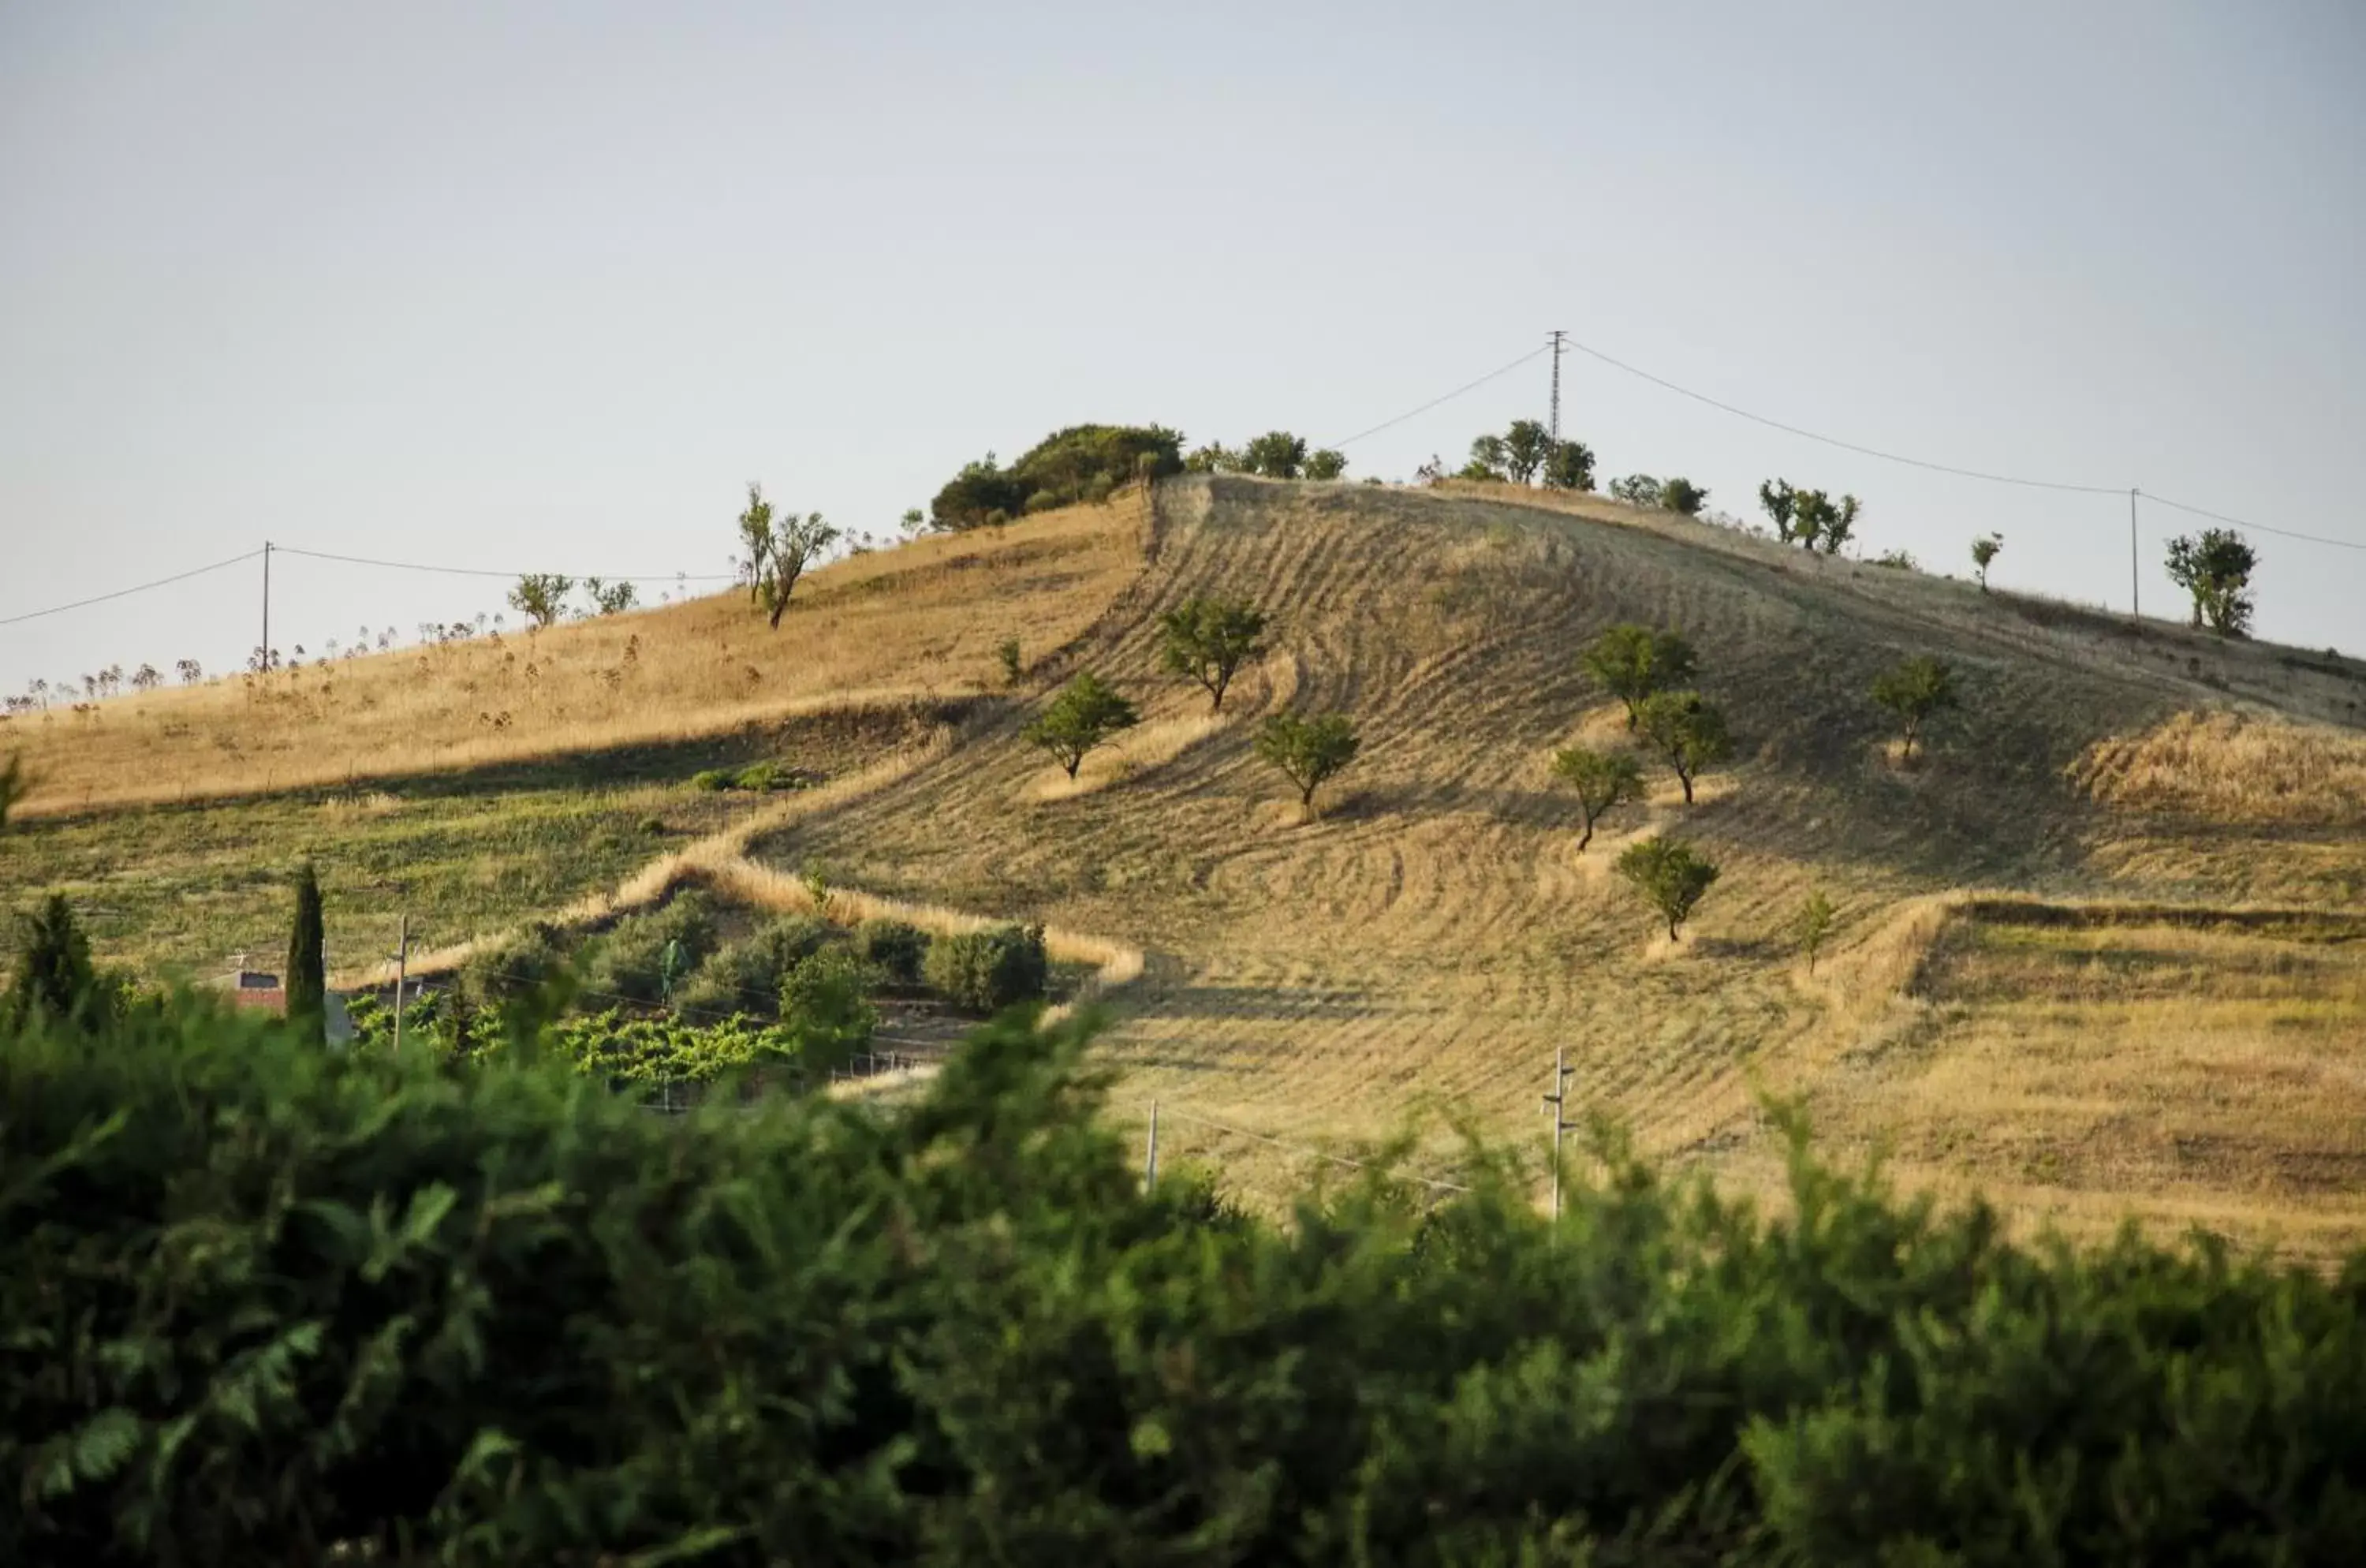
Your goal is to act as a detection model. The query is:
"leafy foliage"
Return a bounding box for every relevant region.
[853,918,929,985]
[1615,834,1722,939]
[1023,673,1140,779]
[1302,447,1348,481]
[4,894,103,1028]
[736,483,840,629]
[1241,430,1309,479]
[1796,889,1838,973]
[2166,527,2257,637]
[1255,711,1361,810]
[506,573,573,630]
[582,577,638,616]
[1542,438,1595,491]
[16,1003,2353,1562]
[933,427,1184,528]
[0,750,32,834]
[1870,654,1960,763]
[1764,480,1862,553]
[995,637,1024,687]
[1608,472,1663,506]
[1657,476,1707,516]
[922,923,1049,1012]
[1579,623,1700,729]
[1549,746,1645,852]
[1636,689,1733,804]
[1156,597,1268,711]
[1971,532,2002,589]
[284,862,326,1047]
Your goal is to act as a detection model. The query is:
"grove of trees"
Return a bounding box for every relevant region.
[1183,431,1349,481]
[1760,479,1860,552]
[933,425,1185,528]
[1461,420,1595,491]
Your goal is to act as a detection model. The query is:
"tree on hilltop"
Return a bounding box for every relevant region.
[1551,746,1644,852]
[1608,474,1663,507]
[1580,624,1700,730]
[1616,837,1721,942]
[583,577,638,617]
[1869,655,1959,764]
[1543,439,1595,491]
[1658,477,1708,517]
[737,483,840,629]
[1501,420,1553,485]
[1256,712,1360,812]
[1158,598,1268,712]
[2166,528,2256,637]
[1765,483,1860,553]
[1461,434,1512,483]
[1636,690,1732,804]
[1241,431,1310,480]
[507,573,573,630]
[1024,674,1139,780]
[1303,448,1349,481]
[1971,533,2002,591]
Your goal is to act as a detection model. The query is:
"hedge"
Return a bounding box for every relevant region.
[4,1002,2364,1564]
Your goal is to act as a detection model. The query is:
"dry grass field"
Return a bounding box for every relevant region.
[9,473,2365,1253]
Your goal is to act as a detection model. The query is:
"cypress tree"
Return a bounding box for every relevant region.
[5,892,97,1025]
[285,861,327,1044]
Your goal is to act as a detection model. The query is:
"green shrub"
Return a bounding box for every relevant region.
[690,767,734,792]
[1023,489,1062,515]
[923,923,1049,1013]
[457,921,568,1014]
[777,946,878,1067]
[6,1003,2364,1563]
[854,918,928,984]
[1080,473,1115,505]
[583,891,720,1005]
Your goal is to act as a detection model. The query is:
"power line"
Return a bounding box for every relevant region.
[274,545,741,583]
[1558,333,2125,495]
[2138,491,2366,553]
[1157,1103,1472,1195]
[1324,345,1553,450]
[0,549,264,628]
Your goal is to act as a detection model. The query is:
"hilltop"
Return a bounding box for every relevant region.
[7,476,2364,1254]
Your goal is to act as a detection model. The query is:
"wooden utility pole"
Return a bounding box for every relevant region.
[1144,1099,1160,1190]
[391,914,409,1055]
[1542,1047,1573,1223]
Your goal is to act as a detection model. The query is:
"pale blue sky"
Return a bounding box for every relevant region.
[4,2,2361,696]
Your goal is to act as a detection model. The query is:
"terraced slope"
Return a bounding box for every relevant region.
[763,476,2366,1252]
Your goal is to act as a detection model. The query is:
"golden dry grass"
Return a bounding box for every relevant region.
[22,473,2366,1254]
[4,502,1144,817]
[2073,709,2366,824]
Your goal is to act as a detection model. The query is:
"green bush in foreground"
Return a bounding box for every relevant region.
[5,1003,2365,1565]
[854,917,929,984]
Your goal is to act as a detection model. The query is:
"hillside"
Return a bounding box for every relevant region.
[8,476,2364,1255]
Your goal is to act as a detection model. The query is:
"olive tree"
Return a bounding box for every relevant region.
[737,483,841,629]
[1157,597,1268,712]
[507,573,574,630]
[1256,712,1360,811]
[1869,655,1958,763]
[1970,533,2002,591]
[1023,674,1139,779]
[1303,448,1348,481]
[1636,690,1732,803]
[1550,746,1644,852]
[2165,528,2256,637]
[1580,624,1700,729]
[1616,836,1721,942]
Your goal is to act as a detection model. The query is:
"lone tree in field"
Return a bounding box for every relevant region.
[285,861,327,1047]
[1581,624,1700,730]
[1869,654,1959,764]
[1636,690,1732,804]
[1970,533,2002,591]
[1023,674,1139,780]
[1795,889,1837,975]
[737,483,841,629]
[1256,712,1360,812]
[1616,836,1721,942]
[1241,431,1309,480]
[1543,439,1595,491]
[1157,597,1268,712]
[2165,528,2256,637]
[1551,746,1645,852]
[507,573,573,630]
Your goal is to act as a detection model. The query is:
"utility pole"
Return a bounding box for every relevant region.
[259,540,272,671]
[1144,1099,1160,1190]
[390,914,409,1055]
[1547,330,1567,444]
[1541,1047,1573,1223]
[2128,489,2140,621]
